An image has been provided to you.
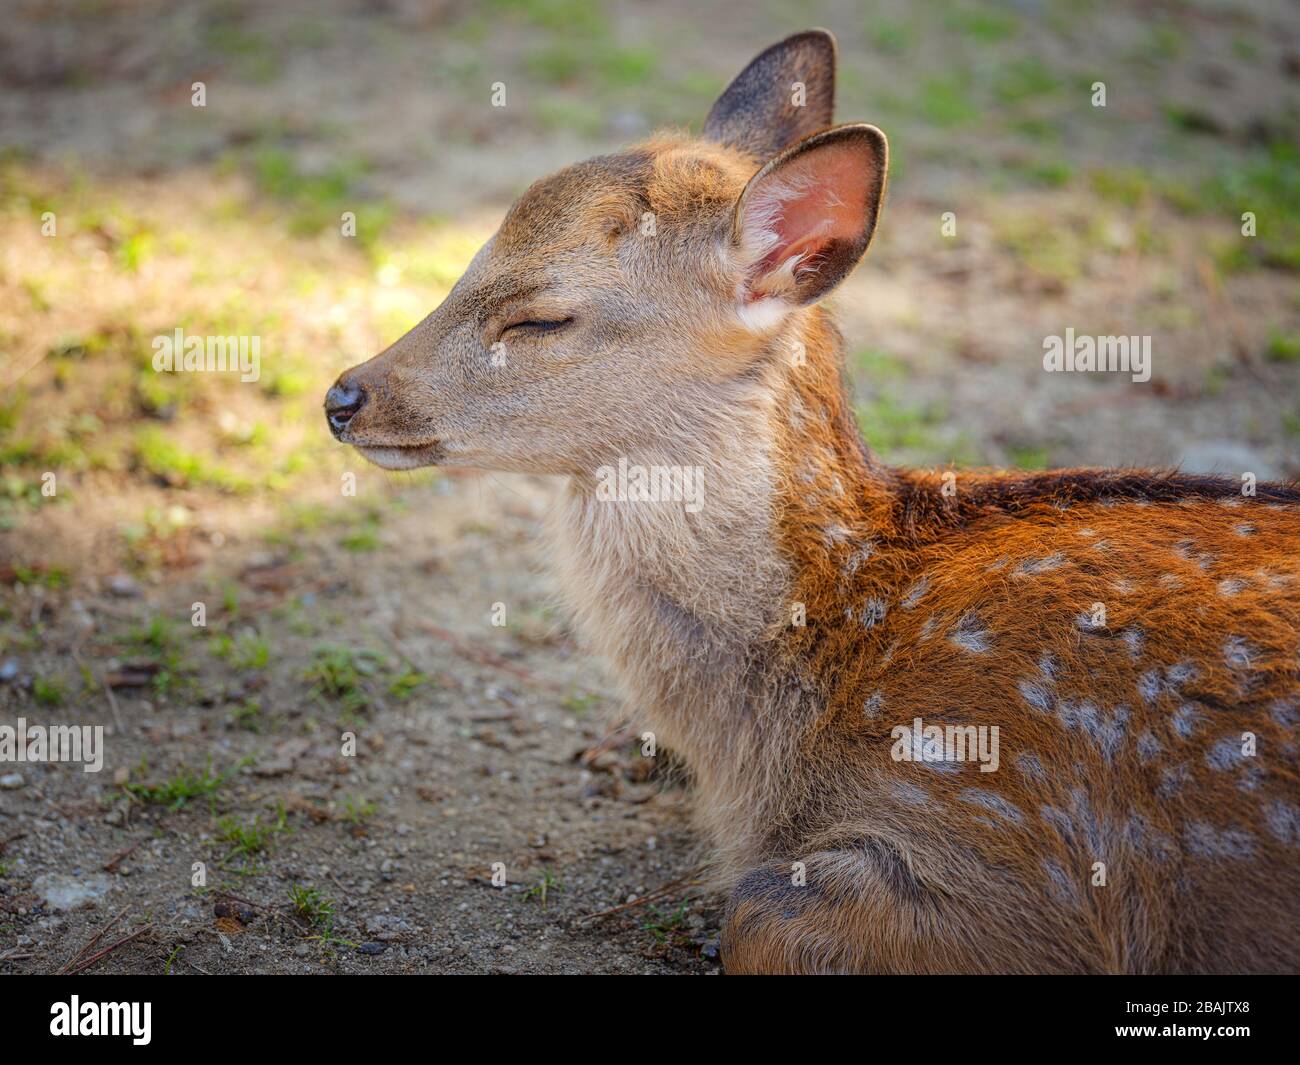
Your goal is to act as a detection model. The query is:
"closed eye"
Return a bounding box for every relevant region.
[502,317,574,337]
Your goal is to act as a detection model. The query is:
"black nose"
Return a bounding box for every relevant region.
[325,381,366,436]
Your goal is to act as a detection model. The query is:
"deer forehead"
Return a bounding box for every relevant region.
[493,136,753,265]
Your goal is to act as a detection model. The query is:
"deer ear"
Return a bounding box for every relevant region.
[729,123,887,323]
[703,29,836,161]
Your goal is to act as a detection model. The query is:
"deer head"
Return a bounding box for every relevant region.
[325,29,887,476]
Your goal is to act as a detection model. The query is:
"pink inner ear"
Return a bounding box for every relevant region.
[746,142,871,297]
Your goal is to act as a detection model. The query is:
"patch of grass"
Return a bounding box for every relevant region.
[229,698,262,732]
[992,58,1060,105]
[289,883,335,929]
[854,348,908,380]
[643,903,690,945]
[855,393,946,456]
[339,513,382,552]
[867,18,914,55]
[130,615,195,695]
[221,584,240,617]
[211,629,271,670]
[916,75,979,128]
[306,645,385,715]
[204,18,279,83]
[250,147,393,247]
[216,810,286,861]
[133,427,255,493]
[1232,36,1259,61]
[1010,157,1073,188]
[992,212,1084,287]
[1089,167,1151,207]
[532,95,606,137]
[1010,115,1061,143]
[1164,105,1222,137]
[1132,23,1185,63]
[387,665,427,700]
[526,42,582,84]
[132,615,177,653]
[597,46,656,88]
[947,4,1018,43]
[11,565,70,590]
[340,794,377,826]
[486,0,606,36]
[1005,443,1053,470]
[1208,141,1300,271]
[1264,330,1300,363]
[562,689,600,715]
[33,675,66,707]
[525,867,561,907]
[124,759,231,811]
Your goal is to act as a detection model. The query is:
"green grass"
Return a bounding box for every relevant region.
[289,883,336,928]
[1089,167,1151,207]
[1009,158,1073,188]
[947,4,1019,43]
[562,689,600,715]
[525,867,562,906]
[339,514,382,552]
[249,146,394,248]
[216,810,287,862]
[1282,408,1300,439]
[133,427,255,493]
[340,795,377,825]
[127,615,195,696]
[306,645,386,715]
[211,630,271,670]
[856,394,945,455]
[486,0,606,36]
[867,18,914,55]
[643,903,690,945]
[10,566,70,590]
[992,58,1060,105]
[1005,443,1053,470]
[1265,330,1300,363]
[33,675,66,707]
[916,75,980,128]
[124,759,231,811]
[1201,141,1300,271]
[387,665,427,700]
[132,615,177,652]
[230,698,262,732]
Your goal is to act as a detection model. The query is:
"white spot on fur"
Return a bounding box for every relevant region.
[958,789,1023,824]
[950,613,990,654]
[1015,553,1066,577]
[900,577,930,609]
[890,781,930,806]
[859,597,888,629]
[864,690,884,718]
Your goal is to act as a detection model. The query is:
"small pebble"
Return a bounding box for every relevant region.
[107,574,140,598]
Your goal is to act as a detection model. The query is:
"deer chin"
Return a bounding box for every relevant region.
[351,442,444,470]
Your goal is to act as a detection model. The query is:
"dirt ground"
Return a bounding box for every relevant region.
[1,0,1298,974]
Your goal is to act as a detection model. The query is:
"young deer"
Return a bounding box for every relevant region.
[326,31,1300,973]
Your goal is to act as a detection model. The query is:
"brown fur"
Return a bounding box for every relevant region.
[330,31,1300,973]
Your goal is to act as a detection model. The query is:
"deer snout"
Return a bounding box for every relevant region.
[324,378,367,437]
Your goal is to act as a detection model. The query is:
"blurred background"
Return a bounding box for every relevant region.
[0,0,1297,974]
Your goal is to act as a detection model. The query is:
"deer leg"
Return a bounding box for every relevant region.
[721,844,1096,974]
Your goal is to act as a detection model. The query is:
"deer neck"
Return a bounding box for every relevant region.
[546,308,889,763]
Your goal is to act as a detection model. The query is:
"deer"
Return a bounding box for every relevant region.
[325,30,1300,973]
